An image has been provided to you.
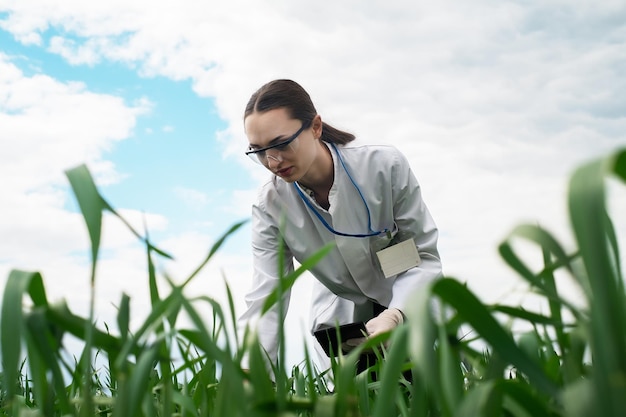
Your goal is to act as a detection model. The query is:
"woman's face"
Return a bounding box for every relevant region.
[245,107,320,183]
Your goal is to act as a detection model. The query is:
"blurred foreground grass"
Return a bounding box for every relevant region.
[1,147,625,416]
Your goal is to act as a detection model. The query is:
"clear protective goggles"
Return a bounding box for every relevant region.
[245,122,308,165]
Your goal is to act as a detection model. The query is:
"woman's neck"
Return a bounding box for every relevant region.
[298,142,334,206]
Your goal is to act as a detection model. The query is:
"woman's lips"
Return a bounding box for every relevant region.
[275,166,294,177]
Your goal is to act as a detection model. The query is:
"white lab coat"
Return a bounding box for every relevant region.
[239,141,443,364]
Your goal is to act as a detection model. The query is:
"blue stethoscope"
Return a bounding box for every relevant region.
[293,143,392,238]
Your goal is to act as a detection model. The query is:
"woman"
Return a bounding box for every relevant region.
[239,79,443,367]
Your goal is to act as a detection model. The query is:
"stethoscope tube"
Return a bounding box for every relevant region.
[293,143,391,238]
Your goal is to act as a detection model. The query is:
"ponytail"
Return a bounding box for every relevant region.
[245,79,356,145]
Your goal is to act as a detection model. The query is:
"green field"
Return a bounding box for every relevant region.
[2,148,625,416]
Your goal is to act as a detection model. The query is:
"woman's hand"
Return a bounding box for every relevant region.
[342,308,404,351]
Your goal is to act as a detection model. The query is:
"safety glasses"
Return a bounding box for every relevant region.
[245,123,308,165]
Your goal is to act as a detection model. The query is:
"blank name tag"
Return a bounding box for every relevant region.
[376,238,421,278]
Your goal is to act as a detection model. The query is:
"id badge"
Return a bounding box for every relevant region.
[375,238,421,278]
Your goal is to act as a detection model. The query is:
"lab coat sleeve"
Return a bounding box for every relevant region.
[238,195,294,365]
[387,150,443,312]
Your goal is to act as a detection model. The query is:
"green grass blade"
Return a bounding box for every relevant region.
[561,379,595,417]
[498,240,582,316]
[404,281,439,411]
[261,242,334,315]
[356,370,371,416]
[172,390,199,416]
[333,349,361,417]
[24,309,72,414]
[1,270,48,404]
[117,293,131,346]
[507,224,574,275]
[178,295,241,376]
[113,290,182,370]
[103,199,173,260]
[455,380,502,417]
[273,215,289,411]
[500,379,553,417]
[372,326,409,417]
[438,319,464,414]
[561,326,588,382]
[179,294,248,416]
[182,220,248,288]
[65,164,105,269]
[568,150,626,416]
[224,279,241,348]
[489,305,564,327]
[45,301,125,356]
[302,344,319,403]
[23,332,49,415]
[612,148,626,180]
[407,367,428,417]
[601,148,624,288]
[432,278,559,396]
[539,245,569,367]
[247,336,276,404]
[147,240,161,306]
[113,344,160,417]
[65,164,108,416]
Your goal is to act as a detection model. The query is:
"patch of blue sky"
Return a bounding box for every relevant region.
[98,74,251,247]
[1,27,252,247]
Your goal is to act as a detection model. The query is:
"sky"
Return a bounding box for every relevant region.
[1,0,625,369]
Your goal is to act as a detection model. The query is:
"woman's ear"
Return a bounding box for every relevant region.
[312,114,323,139]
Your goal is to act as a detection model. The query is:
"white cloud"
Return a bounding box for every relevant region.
[0,54,150,190]
[48,35,101,66]
[0,52,153,319]
[1,0,625,368]
[173,186,210,208]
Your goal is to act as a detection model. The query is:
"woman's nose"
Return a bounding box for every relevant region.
[266,152,283,167]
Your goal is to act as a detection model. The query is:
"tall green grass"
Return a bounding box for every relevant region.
[1,147,625,416]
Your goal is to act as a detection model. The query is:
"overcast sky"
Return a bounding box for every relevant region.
[1,0,625,367]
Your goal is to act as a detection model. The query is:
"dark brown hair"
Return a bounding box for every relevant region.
[244,79,355,145]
